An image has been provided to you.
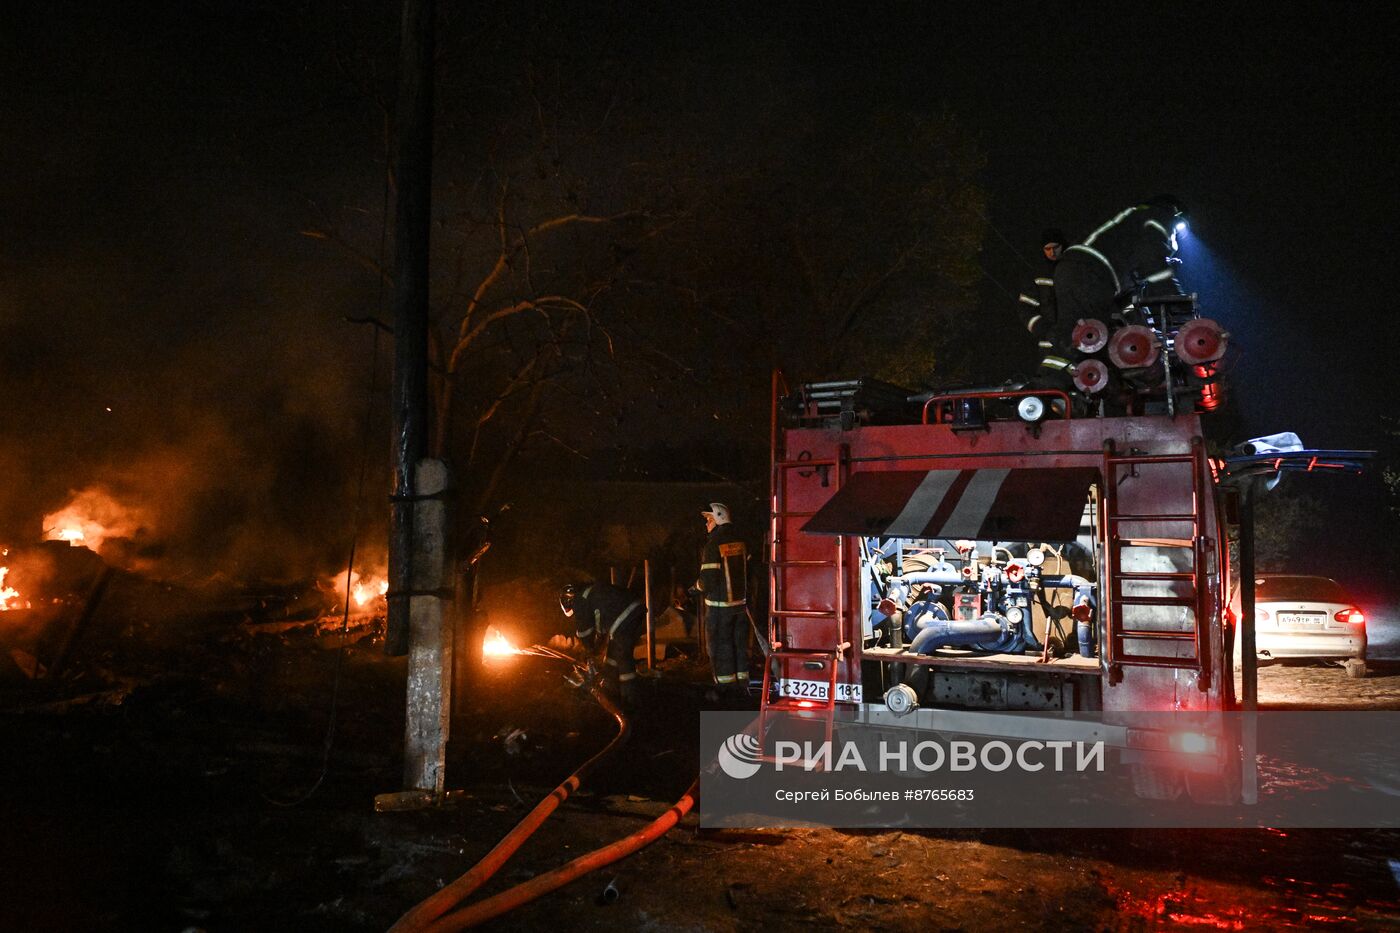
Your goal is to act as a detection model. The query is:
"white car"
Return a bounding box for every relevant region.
[1233,574,1366,668]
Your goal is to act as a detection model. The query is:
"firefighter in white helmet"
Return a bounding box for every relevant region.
[695,502,750,698]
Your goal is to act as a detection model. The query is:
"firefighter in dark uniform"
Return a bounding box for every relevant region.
[1029,197,1187,389]
[696,502,750,696]
[559,581,646,705]
[1017,228,1068,363]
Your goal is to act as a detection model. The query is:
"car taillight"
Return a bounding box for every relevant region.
[1334,607,1366,625]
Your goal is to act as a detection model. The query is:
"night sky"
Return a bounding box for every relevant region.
[3,3,1396,591]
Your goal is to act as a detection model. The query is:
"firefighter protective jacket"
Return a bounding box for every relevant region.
[1017,262,1060,350]
[699,523,748,608]
[571,582,644,650]
[1065,203,1183,301]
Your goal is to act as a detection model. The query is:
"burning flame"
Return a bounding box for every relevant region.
[482,626,522,658]
[0,565,24,611]
[328,569,389,610]
[354,577,390,608]
[43,487,142,552]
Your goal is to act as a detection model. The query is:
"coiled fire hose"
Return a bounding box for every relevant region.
[390,653,698,932]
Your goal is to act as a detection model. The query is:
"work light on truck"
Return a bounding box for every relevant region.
[1016,395,1046,422]
[1171,731,1214,756]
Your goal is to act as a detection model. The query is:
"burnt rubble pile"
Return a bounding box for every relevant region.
[0,543,385,707]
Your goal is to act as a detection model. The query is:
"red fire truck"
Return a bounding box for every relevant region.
[759,301,1253,801]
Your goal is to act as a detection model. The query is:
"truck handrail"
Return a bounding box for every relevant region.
[921,389,1073,425]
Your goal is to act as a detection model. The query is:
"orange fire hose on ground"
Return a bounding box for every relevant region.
[420,778,700,932]
[389,684,627,932]
[390,667,699,932]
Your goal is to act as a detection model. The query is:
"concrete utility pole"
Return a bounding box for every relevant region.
[382,0,453,800]
[402,458,453,794]
[386,0,436,660]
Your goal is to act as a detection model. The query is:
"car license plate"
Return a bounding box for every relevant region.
[776,678,863,703]
[1277,612,1322,627]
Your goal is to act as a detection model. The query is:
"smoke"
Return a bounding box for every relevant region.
[42,485,148,552]
[0,248,390,585]
[0,4,410,587]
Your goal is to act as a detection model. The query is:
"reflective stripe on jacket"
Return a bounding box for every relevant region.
[1079,203,1183,299]
[572,582,644,649]
[1018,267,1058,340]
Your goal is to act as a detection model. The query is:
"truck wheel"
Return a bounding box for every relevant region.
[1131,763,1184,801]
[1344,659,1368,679]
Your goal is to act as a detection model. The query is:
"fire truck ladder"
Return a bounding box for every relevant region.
[760,443,851,754]
[1101,438,1212,689]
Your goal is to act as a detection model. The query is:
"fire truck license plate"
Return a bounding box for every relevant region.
[777,678,863,703]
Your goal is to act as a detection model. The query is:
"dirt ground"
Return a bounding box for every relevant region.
[3,584,1400,931]
[1258,661,1400,709]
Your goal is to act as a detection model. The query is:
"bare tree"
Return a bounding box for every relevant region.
[304,60,694,512]
[301,30,991,507]
[766,109,988,385]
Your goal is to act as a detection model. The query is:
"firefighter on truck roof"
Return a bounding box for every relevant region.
[1025,196,1187,395]
[1017,227,1067,359]
[558,581,646,706]
[695,502,750,698]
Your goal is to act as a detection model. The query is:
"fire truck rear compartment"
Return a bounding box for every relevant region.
[854,520,1111,712]
[767,406,1228,719]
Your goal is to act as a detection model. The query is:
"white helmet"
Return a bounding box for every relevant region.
[702,502,732,526]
